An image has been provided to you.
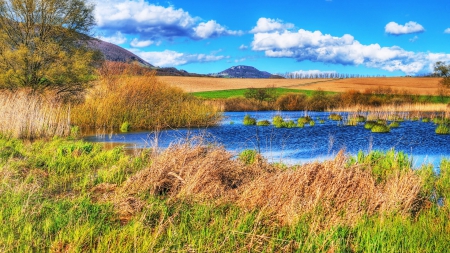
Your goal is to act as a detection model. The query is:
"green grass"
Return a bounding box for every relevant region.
[2,137,450,252]
[192,88,336,99]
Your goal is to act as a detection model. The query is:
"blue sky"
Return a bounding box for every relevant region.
[94,0,450,76]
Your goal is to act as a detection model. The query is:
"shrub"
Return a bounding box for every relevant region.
[256,120,270,126]
[72,62,221,130]
[275,93,307,111]
[329,113,343,121]
[239,149,258,165]
[436,124,450,135]
[364,121,377,129]
[120,122,131,132]
[371,123,390,133]
[243,115,257,126]
[273,115,284,128]
[388,121,400,128]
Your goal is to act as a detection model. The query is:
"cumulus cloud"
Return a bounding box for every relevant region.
[250,18,294,33]
[194,20,243,39]
[135,50,225,67]
[94,0,240,40]
[445,28,450,34]
[385,21,425,35]
[98,31,127,44]
[251,20,450,75]
[130,38,154,48]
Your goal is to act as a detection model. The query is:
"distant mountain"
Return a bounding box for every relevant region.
[213,65,274,78]
[88,39,153,67]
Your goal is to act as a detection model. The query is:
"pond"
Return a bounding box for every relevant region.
[83,111,450,169]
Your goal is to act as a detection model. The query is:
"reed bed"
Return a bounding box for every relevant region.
[114,143,424,229]
[0,90,70,139]
[72,62,222,131]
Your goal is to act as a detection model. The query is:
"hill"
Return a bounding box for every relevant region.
[213,65,275,78]
[88,39,153,67]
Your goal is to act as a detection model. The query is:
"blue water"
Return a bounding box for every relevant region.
[83,111,450,168]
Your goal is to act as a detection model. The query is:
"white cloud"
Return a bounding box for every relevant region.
[235,58,246,63]
[130,38,154,48]
[239,44,249,50]
[409,36,419,43]
[94,0,240,40]
[251,20,450,75]
[385,21,425,35]
[194,20,242,39]
[445,28,450,34]
[135,50,225,67]
[250,18,294,33]
[98,31,127,44]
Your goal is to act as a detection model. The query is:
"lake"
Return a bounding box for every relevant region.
[83,111,450,169]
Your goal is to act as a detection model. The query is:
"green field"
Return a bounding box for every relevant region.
[191,88,337,99]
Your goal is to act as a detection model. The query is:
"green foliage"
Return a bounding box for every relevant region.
[349,150,411,183]
[238,149,258,165]
[244,87,277,104]
[0,0,97,95]
[329,113,343,121]
[273,115,284,128]
[243,115,257,126]
[120,122,131,132]
[422,117,430,123]
[436,124,450,135]
[256,120,270,126]
[388,121,400,128]
[371,123,390,133]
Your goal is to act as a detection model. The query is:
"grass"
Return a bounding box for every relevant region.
[72,62,222,131]
[192,88,336,99]
[0,90,70,139]
[2,136,450,251]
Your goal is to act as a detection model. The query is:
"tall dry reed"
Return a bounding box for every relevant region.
[111,142,424,228]
[72,62,222,130]
[0,90,70,139]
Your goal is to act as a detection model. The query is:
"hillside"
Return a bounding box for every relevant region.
[88,39,153,67]
[214,65,274,78]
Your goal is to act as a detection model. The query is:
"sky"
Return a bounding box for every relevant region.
[93,0,450,76]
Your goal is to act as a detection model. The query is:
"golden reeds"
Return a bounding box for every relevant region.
[110,142,424,228]
[0,90,70,139]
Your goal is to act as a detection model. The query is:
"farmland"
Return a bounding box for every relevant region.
[159,76,442,95]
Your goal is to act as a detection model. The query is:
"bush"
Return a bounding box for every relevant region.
[436,124,450,135]
[238,149,258,165]
[72,62,221,130]
[371,123,390,133]
[388,121,400,128]
[364,121,377,129]
[243,115,257,126]
[273,115,284,128]
[329,113,343,121]
[275,93,307,110]
[120,122,131,132]
[256,120,271,126]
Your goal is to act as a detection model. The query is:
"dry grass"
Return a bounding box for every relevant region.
[72,62,222,130]
[109,143,424,228]
[332,103,450,113]
[0,90,70,139]
[160,76,442,95]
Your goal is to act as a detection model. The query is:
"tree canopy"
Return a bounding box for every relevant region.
[0,0,99,95]
[434,61,450,88]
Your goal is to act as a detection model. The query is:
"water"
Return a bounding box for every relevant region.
[83,111,450,168]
